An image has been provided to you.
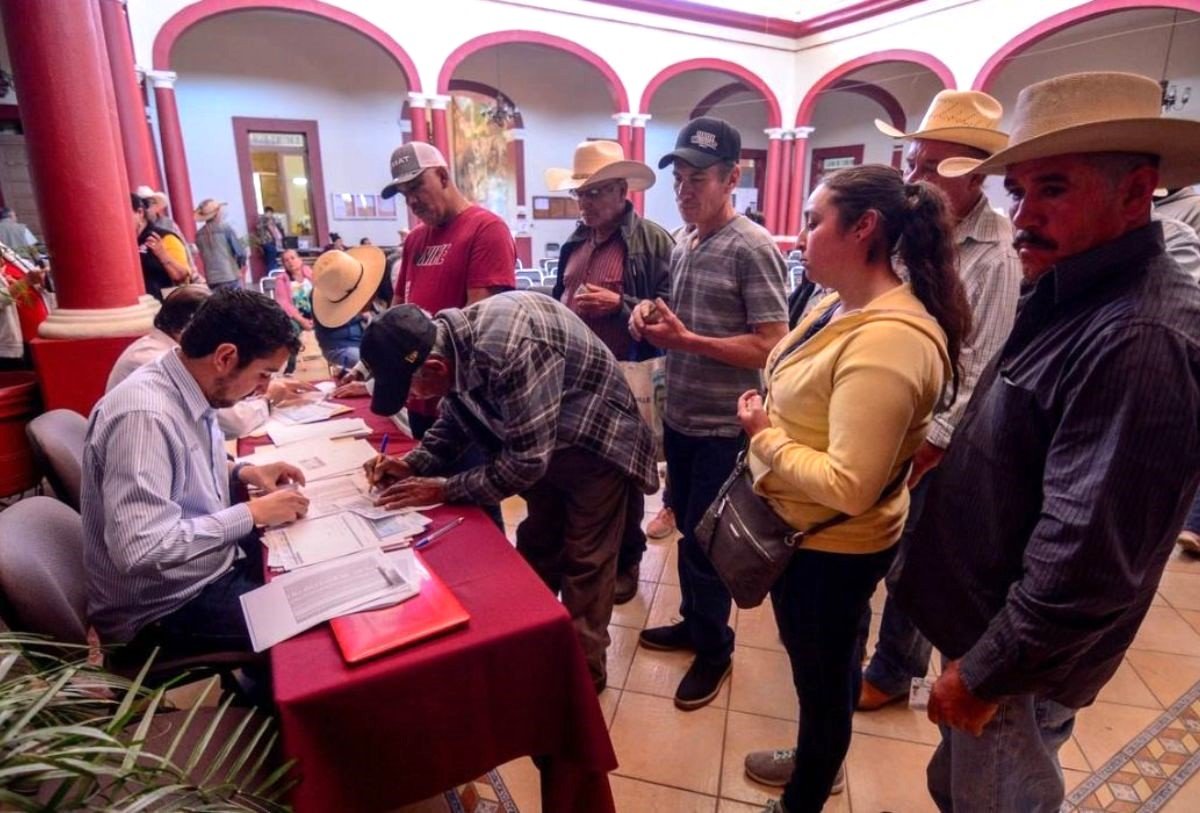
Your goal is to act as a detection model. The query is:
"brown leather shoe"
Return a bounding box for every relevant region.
[857,678,905,711]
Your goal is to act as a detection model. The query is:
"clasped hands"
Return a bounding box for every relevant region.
[628,297,693,350]
[364,455,447,510]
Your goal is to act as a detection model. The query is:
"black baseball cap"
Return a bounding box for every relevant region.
[360,305,438,415]
[658,116,742,169]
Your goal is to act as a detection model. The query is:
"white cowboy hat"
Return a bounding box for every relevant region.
[545,140,656,193]
[875,89,1009,155]
[312,245,386,328]
[193,198,225,222]
[939,72,1200,188]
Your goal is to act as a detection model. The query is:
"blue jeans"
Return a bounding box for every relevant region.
[774,546,896,813]
[663,424,741,661]
[928,689,1076,812]
[261,243,279,272]
[862,469,936,697]
[1185,486,1200,534]
[321,345,360,370]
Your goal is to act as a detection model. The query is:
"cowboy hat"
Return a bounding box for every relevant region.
[546,140,656,192]
[312,245,386,328]
[875,90,1008,155]
[193,198,225,221]
[939,72,1200,188]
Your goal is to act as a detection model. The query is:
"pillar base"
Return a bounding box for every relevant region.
[37,296,159,339]
[31,333,144,415]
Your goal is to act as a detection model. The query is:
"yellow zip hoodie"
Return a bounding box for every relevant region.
[748,283,952,554]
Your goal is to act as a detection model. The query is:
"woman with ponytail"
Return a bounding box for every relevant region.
[737,164,970,812]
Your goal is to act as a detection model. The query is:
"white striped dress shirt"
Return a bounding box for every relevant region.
[82,349,253,643]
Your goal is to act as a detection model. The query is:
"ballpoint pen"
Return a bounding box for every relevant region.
[413,516,466,550]
[369,433,390,490]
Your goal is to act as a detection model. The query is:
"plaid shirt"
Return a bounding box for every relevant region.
[403,292,659,504]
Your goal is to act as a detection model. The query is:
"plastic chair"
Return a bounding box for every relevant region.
[27,409,87,510]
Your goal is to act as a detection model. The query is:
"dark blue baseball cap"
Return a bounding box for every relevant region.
[658,116,742,169]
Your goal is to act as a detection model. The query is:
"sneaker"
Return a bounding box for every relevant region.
[614,564,640,605]
[675,656,731,710]
[760,800,787,813]
[646,507,676,539]
[857,677,906,711]
[745,749,845,794]
[1179,531,1200,556]
[638,622,693,652]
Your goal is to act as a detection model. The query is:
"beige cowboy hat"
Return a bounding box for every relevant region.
[545,140,656,193]
[939,72,1200,188]
[193,198,225,221]
[312,245,386,328]
[875,89,1009,155]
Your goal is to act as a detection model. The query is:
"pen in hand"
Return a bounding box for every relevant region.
[369,433,390,489]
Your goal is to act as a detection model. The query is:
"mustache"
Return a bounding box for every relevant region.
[1013,230,1057,251]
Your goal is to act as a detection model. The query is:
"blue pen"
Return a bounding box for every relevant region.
[370,434,390,490]
[414,516,465,550]
[379,433,390,456]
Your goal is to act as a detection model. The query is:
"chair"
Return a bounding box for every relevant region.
[27,409,87,510]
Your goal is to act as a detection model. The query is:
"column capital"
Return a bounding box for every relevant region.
[764,127,786,139]
[406,91,429,108]
[631,114,652,127]
[613,112,634,126]
[427,94,453,110]
[793,126,816,139]
[144,69,177,89]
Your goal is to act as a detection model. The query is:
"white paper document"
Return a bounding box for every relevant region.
[262,506,431,571]
[267,417,371,447]
[239,437,377,482]
[272,401,349,425]
[240,548,421,652]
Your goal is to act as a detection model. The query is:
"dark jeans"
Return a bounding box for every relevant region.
[261,243,279,272]
[773,546,896,813]
[409,411,503,530]
[862,470,936,697]
[663,424,741,662]
[1186,485,1200,534]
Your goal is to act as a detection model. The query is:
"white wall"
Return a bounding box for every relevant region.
[171,10,410,245]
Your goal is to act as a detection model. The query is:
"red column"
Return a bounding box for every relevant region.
[408,93,429,144]
[149,70,197,242]
[614,113,633,158]
[430,95,451,160]
[763,130,783,234]
[787,129,815,237]
[0,0,143,311]
[631,115,649,215]
[98,0,159,191]
[778,134,796,234]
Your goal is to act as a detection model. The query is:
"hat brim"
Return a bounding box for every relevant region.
[380,167,428,200]
[873,119,1009,155]
[658,147,724,170]
[545,161,657,193]
[938,118,1200,188]
[312,245,388,328]
[367,362,413,416]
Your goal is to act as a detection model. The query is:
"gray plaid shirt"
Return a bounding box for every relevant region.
[404,292,659,504]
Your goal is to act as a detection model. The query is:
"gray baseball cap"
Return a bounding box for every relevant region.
[381,142,448,199]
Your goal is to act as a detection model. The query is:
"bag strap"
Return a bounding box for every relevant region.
[769,302,838,377]
[794,457,913,543]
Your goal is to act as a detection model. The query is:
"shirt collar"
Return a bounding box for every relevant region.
[1033,221,1165,307]
[161,348,216,423]
[955,194,1002,247]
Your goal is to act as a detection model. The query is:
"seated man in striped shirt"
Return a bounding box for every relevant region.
[84,289,309,666]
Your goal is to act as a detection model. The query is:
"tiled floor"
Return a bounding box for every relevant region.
[481,488,1200,812]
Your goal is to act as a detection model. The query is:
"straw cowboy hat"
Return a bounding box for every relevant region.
[545,140,656,193]
[312,245,386,328]
[939,72,1200,188]
[193,198,225,222]
[875,90,1009,155]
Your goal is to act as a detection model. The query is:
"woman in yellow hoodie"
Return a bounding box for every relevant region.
[740,165,971,813]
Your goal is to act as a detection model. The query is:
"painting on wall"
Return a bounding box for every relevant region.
[450,93,516,218]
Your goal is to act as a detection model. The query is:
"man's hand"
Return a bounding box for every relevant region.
[628,299,661,342]
[267,378,317,406]
[575,284,621,317]
[336,366,364,385]
[374,477,447,511]
[333,380,369,399]
[364,455,412,489]
[239,462,305,493]
[927,659,999,736]
[144,233,167,259]
[737,389,770,437]
[638,298,693,351]
[247,489,309,526]
[908,440,946,488]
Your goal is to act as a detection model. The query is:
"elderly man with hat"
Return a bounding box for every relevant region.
[194,199,247,291]
[885,72,1200,812]
[361,292,659,692]
[309,244,388,370]
[632,116,789,711]
[138,185,198,281]
[546,139,674,604]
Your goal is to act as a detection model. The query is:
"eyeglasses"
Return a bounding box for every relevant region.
[569,182,622,201]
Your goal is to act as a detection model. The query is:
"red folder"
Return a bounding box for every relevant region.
[330,554,470,663]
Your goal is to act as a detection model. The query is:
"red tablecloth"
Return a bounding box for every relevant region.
[239,399,617,812]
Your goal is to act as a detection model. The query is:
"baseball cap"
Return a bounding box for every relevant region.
[658,116,742,170]
[380,142,448,200]
[360,305,438,415]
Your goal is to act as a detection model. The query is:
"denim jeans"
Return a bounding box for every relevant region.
[410,411,503,531]
[1185,486,1200,534]
[321,344,360,371]
[928,689,1076,812]
[261,242,279,272]
[773,545,896,813]
[663,424,741,661]
[862,468,936,697]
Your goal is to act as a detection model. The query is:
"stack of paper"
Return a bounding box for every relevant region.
[272,401,351,425]
[267,417,371,446]
[241,548,422,652]
[238,437,377,482]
